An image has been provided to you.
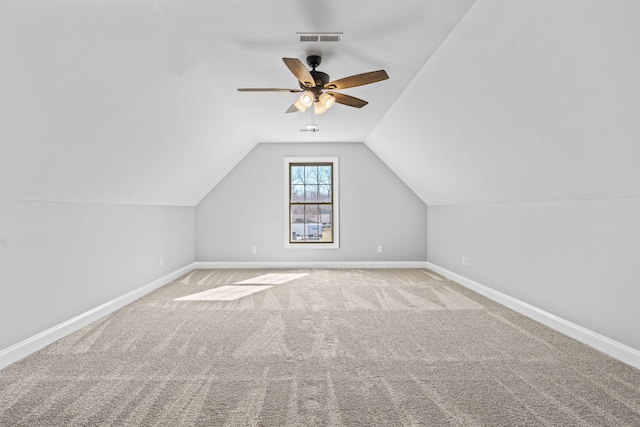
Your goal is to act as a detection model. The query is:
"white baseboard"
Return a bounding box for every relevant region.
[7,261,636,371]
[194,261,429,269]
[425,262,640,370]
[0,262,197,371]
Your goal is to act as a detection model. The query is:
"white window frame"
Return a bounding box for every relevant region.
[284,156,340,250]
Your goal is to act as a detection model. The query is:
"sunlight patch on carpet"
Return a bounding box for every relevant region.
[234,273,308,285]
[175,285,272,301]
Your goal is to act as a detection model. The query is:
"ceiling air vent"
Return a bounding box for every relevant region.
[297,32,343,43]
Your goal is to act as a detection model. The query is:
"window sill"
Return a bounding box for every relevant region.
[284,242,340,250]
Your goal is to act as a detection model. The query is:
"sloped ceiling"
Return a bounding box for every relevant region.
[367,0,640,205]
[1,0,638,207]
[0,1,254,206]
[0,0,475,206]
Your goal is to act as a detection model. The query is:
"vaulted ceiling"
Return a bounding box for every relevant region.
[1,0,638,207]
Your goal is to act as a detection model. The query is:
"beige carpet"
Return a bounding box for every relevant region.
[1,269,639,426]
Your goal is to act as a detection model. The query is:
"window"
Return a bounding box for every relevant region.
[284,157,339,249]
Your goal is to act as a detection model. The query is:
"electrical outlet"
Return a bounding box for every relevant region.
[251,246,257,254]
[377,246,383,254]
[159,257,164,267]
[461,256,469,266]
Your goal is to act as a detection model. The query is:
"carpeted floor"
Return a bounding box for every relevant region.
[1,268,639,426]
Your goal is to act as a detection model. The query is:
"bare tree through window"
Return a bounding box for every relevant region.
[289,163,333,243]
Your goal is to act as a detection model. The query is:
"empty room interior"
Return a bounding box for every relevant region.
[1,0,640,425]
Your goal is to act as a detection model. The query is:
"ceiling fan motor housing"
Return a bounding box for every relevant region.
[311,70,329,85]
[297,55,330,100]
[300,70,330,102]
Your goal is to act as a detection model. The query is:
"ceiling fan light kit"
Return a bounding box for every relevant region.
[319,92,335,110]
[293,91,314,112]
[314,100,327,115]
[293,100,307,112]
[237,55,389,115]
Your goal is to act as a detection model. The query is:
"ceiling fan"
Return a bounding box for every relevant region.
[237,55,389,114]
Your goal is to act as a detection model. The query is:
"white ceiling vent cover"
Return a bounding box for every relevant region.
[297,32,343,42]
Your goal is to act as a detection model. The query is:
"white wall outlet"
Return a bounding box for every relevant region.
[251,246,257,254]
[461,256,469,266]
[159,257,164,267]
[377,246,383,254]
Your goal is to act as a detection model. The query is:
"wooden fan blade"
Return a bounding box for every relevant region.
[237,88,302,92]
[325,70,389,90]
[327,91,368,108]
[282,58,316,88]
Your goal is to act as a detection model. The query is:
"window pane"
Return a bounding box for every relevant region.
[320,222,332,242]
[319,205,332,224]
[305,166,318,184]
[318,166,331,184]
[291,185,305,202]
[319,205,332,242]
[290,205,304,242]
[304,204,318,223]
[291,166,304,185]
[318,184,331,202]
[299,205,319,241]
[305,185,318,202]
[307,223,322,240]
[291,205,304,223]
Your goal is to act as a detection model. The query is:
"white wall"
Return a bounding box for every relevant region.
[427,198,640,351]
[197,143,427,263]
[0,200,195,350]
